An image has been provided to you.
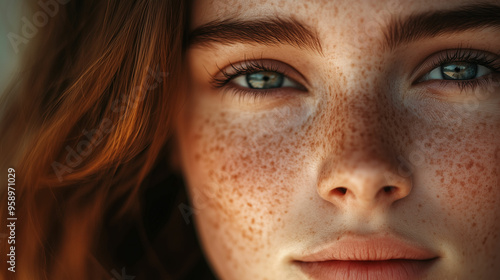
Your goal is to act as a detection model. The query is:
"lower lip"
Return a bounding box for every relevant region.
[295,259,437,280]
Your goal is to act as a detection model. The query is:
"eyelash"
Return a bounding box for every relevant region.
[210,48,500,98]
[211,60,279,88]
[419,48,500,92]
[210,60,299,99]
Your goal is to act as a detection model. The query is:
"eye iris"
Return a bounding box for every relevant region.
[246,71,284,89]
[441,62,478,80]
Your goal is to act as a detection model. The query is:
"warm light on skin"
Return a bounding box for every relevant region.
[175,0,500,279]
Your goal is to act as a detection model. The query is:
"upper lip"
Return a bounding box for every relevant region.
[294,234,439,262]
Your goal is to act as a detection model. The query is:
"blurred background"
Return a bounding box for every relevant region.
[0,0,24,96]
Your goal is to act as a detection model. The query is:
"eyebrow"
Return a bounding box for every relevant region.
[188,4,500,54]
[188,18,323,54]
[385,3,500,50]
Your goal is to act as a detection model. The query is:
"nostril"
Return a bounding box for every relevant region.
[383,186,395,193]
[333,187,347,195]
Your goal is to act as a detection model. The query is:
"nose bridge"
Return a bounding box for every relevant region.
[340,91,389,159]
[317,90,411,210]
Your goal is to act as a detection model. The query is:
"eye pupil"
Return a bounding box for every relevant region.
[246,71,284,89]
[441,62,477,80]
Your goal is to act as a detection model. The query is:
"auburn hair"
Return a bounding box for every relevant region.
[0,1,214,279]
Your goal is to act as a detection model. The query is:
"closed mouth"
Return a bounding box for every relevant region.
[293,235,439,280]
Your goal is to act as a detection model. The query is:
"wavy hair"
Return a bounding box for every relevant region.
[0,1,213,279]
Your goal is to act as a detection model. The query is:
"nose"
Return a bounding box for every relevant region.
[316,96,412,211]
[317,154,412,211]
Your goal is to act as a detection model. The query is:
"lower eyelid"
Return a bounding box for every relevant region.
[413,73,500,97]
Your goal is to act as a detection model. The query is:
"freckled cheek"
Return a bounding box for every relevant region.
[449,139,497,204]
[409,122,500,232]
[400,118,500,266]
[179,102,319,246]
[192,129,304,209]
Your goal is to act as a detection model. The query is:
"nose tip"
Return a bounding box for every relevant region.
[317,160,412,210]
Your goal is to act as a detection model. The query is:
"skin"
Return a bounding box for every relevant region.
[175,0,500,279]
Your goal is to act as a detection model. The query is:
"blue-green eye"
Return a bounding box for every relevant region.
[442,62,477,80]
[421,62,491,81]
[246,71,284,89]
[232,71,301,89]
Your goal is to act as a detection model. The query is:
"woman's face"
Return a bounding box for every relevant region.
[175,0,500,279]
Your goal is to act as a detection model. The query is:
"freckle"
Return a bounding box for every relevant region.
[465,160,474,170]
[247,202,253,207]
